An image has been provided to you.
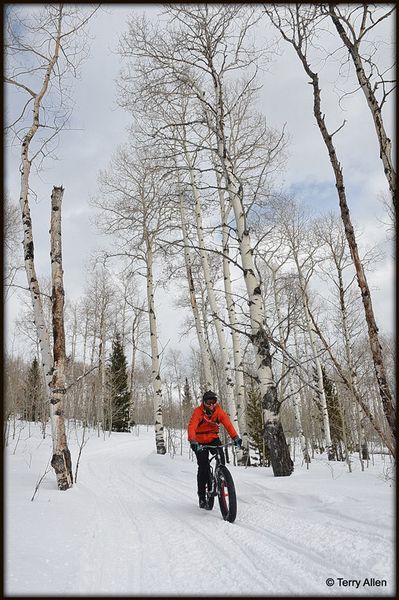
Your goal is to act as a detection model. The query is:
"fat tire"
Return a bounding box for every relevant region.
[217,464,237,523]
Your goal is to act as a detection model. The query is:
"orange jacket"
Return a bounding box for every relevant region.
[188,404,238,444]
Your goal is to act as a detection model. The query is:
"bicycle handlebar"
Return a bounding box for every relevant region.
[197,442,233,449]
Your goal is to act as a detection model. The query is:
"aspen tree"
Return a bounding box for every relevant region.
[95,145,171,454]
[5,5,98,485]
[325,4,396,208]
[265,5,396,450]
[49,186,73,490]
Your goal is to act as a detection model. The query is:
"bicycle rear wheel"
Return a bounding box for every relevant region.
[217,465,237,522]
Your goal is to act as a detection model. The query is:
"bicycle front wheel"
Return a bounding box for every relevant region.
[217,465,237,522]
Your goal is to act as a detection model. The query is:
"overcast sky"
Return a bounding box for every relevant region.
[5,4,395,358]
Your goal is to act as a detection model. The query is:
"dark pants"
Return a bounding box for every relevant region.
[194,439,222,500]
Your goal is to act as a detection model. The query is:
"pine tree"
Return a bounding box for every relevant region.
[246,383,271,467]
[24,357,42,422]
[107,332,130,432]
[322,366,345,460]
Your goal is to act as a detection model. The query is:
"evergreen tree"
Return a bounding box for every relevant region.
[322,366,345,460]
[23,357,42,422]
[246,382,271,467]
[107,332,130,432]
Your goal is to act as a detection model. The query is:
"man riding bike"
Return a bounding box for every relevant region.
[188,390,242,509]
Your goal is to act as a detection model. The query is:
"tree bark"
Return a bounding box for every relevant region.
[49,186,73,490]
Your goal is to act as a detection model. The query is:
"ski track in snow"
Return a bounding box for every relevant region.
[5,426,395,596]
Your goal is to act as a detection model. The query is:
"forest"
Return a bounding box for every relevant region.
[4,4,395,491]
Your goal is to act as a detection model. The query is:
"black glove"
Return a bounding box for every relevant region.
[233,436,242,449]
[190,441,199,452]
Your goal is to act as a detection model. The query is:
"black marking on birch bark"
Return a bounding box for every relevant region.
[262,386,279,413]
[25,241,34,261]
[51,453,65,473]
[52,387,66,394]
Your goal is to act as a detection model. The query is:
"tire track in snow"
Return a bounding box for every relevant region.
[76,444,152,594]
[74,436,393,596]
[114,464,270,594]
[82,448,330,594]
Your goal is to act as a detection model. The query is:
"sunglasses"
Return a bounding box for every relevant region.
[205,398,217,405]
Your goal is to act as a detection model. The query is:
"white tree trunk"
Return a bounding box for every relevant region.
[17,12,63,444]
[177,177,213,389]
[129,312,140,425]
[81,310,89,425]
[99,299,107,436]
[145,237,166,454]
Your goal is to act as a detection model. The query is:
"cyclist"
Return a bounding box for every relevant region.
[188,390,242,509]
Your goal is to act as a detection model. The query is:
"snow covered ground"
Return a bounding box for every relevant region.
[5,422,395,596]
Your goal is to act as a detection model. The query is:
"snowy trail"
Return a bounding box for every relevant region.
[5,425,394,596]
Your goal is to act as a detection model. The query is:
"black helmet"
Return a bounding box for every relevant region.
[202,390,217,403]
